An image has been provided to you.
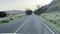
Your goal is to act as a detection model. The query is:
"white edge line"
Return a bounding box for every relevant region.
[14,19,28,34]
[42,22,55,34]
[40,17,55,34]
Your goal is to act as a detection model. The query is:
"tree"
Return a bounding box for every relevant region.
[0,11,8,18]
[34,6,47,15]
[25,9,33,15]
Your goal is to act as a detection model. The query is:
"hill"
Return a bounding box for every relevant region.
[4,10,25,14]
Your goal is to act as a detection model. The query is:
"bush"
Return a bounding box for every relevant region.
[50,19,57,24]
[18,16,21,17]
[10,18,13,20]
[58,19,60,21]
[1,20,9,23]
[56,15,58,16]
[50,19,53,22]
[0,11,8,18]
[57,22,60,26]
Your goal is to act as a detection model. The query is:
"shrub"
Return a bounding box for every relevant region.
[50,19,57,24]
[56,15,58,16]
[10,18,13,20]
[18,16,21,17]
[50,19,53,22]
[0,11,8,18]
[58,19,60,21]
[57,22,60,26]
[1,20,9,23]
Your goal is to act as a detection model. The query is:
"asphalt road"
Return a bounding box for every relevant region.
[0,14,55,34]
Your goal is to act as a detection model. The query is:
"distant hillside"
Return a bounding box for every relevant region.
[5,10,25,14]
[44,0,60,13]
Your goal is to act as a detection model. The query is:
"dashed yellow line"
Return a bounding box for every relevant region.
[14,19,29,34]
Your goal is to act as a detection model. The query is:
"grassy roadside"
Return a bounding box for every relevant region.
[40,13,60,33]
[0,15,25,27]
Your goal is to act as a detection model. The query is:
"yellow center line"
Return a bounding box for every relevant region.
[14,19,29,34]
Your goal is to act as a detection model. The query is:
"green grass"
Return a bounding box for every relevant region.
[0,23,8,27]
[0,15,24,27]
[57,1,60,6]
[40,12,60,33]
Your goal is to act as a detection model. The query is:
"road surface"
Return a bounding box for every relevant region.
[0,14,55,34]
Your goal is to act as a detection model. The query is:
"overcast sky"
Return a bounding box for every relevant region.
[0,0,53,11]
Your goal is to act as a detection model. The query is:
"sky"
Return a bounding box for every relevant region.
[0,0,53,11]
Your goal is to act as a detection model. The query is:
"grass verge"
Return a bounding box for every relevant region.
[40,13,60,34]
[0,15,24,27]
